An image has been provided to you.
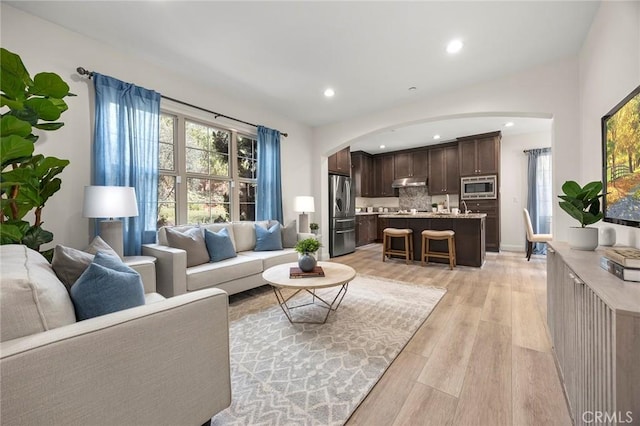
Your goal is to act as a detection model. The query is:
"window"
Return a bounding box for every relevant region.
[157,111,258,227]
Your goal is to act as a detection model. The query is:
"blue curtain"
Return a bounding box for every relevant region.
[93,73,161,255]
[526,147,552,254]
[256,126,283,224]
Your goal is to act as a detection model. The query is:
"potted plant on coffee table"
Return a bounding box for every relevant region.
[558,180,605,250]
[294,237,321,272]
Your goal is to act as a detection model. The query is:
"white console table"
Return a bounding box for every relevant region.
[547,242,640,425]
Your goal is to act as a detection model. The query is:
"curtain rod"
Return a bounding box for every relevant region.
[76,67,288,137]
[523,147,551,153]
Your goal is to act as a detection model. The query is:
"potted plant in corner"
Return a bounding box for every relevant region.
[558,180,605,250]
[0,48,74,260]
[309,222,319,235]
[294,237,321,272]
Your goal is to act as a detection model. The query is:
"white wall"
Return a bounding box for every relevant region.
[1,5,313,250]
[314,58,580,252]
[578,1,640,247]
[500,131,552,252]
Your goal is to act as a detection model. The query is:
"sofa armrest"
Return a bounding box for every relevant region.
[1,288,231,426]
[142,243,187,297]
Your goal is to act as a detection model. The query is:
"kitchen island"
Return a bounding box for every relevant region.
[379,212,487,267]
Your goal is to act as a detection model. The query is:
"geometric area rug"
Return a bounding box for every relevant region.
[212,274,446,426]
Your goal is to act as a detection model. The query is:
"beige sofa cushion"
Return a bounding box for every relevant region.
[232,221,269,252]
[165,227,210,267]
[51,236,119,289]
[186,256,263,292]
[239,248,298,270]
[157,224,196,246]
[0,245,76,342]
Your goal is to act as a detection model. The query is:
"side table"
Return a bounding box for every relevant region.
[124,255,157,293]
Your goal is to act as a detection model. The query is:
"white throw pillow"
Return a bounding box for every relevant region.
[0,245,76,342]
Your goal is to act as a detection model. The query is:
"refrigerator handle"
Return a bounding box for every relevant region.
[345,179,351,214]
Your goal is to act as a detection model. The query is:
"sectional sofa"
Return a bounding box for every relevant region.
[0,244,231,425]
[142,220,312,297]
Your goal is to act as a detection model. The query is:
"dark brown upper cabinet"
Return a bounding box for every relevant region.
[351,151,373,197]
[374,154,397,197]
[458,132,501,176]
[393,149,429,179]
[328,146,351,176]
[428,144,459,195]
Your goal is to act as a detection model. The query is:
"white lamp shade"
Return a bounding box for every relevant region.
[294,196,315,213]
[83,186,139,218]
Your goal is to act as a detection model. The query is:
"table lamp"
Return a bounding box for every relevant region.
[294,196,315,233]
[83,186,139,258]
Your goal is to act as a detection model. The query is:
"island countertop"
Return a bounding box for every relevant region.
[378,212,487,219]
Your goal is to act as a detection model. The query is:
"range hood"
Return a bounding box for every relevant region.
[391,177,428,188]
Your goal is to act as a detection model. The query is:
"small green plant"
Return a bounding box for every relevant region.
[309,222,319,231]
[294,237,321,254]
[558,180,605,227]
[431,203,438,208]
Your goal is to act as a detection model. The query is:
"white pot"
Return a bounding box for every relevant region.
[568,227,599,251]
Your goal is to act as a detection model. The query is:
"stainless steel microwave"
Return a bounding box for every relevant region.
[460,175,497,200]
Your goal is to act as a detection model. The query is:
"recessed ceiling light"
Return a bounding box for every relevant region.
[504,122,515,127]
[433,134,441,140]
[408,86,417,91]
[446,39,464,54]
[324,88,335,98]
[380,145,386,149]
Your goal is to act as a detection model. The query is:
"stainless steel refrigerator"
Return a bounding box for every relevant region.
[329,174,356,257]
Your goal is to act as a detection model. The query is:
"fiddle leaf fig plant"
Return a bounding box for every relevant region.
[1,47,74,260]
[558,180,605,227]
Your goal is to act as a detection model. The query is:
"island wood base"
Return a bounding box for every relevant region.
[385,217,486,267]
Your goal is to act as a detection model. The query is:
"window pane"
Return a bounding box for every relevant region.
[160,115,174,144]
[210,153,229,176]
[237,136,253,157]
[157,175,176,228]
[186,147,209,174]
[213,129,230,153]
[186,121,211,149]
[187,178,230,223]
[238,182,256,221]
[159,142,174,170]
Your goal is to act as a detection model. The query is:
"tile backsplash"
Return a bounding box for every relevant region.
[399,187,432,210]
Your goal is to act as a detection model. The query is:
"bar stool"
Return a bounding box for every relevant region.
[421,230,456,270]
[382,228,414,264]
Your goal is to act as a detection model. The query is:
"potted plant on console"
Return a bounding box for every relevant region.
[295,237,321,272]
[558,180,605,250]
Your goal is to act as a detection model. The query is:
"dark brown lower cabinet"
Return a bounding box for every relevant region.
[356,215,377,247]
[466,200,499,252]
[385,217,486,267]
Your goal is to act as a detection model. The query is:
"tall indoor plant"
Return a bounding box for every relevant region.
[1,48,73,260]
[558,180,605,250]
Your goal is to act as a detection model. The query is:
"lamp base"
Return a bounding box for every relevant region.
[298,213,309,234]
[99,219,124,259]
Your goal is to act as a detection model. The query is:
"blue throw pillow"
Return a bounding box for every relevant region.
[70,252,145,321]
[204,228,237,262]
[255,223,283,251]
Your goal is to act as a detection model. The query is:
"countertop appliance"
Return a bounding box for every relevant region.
[460,175,497,200]
[329,174,356,257]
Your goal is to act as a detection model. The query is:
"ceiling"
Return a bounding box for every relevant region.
[7,1,597,149]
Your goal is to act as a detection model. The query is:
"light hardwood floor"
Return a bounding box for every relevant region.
[332,244,572,426]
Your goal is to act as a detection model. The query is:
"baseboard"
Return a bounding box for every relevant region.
[500,244,524,252]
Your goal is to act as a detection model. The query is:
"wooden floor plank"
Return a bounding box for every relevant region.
[512,346,573,426]
[452,320,512,425]
[482,282,512,327]
[342,245,570,426]
[347,351,426,426]
[417,303,483,397]
[391,383,459,426]
[512,290,551,352]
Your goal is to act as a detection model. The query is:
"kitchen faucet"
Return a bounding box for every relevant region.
[461,200,470,214]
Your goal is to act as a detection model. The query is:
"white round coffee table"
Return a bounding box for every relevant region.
[262,261,356,324]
